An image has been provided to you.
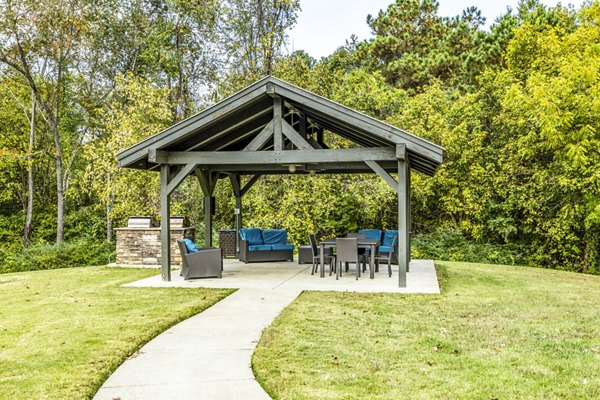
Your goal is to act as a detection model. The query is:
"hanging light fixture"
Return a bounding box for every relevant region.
[288,164,297,173]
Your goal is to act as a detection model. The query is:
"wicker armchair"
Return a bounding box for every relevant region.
[177,240,223,279]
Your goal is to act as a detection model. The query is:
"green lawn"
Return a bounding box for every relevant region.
[253,262,600,399]
[0,267,233,400]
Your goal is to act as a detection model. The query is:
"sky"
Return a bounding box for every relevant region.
[286,0,586,59]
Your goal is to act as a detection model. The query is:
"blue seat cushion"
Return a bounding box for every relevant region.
[271,243,294,251]
[240,228,263,245]
[248,244,273,251]
[383,230,398,247]
[262,229,288,244]
[378,245,392,254]
[358,229,382,241]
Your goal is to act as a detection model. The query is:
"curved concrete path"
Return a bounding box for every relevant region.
[94,287,301,400]
[95,260,439,399]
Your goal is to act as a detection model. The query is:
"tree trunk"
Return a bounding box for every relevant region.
[23,91,36,247]
[50,121,65,244]
[106,173,112,242]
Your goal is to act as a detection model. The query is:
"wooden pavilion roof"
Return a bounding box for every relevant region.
[117,76,443,176]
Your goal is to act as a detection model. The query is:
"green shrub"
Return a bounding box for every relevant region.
[412,228,527,266]
[0,239,115,274]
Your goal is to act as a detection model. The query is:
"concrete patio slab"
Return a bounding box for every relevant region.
[123,258,440,294]
[95,260,439,399]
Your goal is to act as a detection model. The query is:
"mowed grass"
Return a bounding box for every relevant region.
[0,267,233,399]
[253,262,600,399]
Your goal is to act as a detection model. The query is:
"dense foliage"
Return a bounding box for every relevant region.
[0,0,598,274]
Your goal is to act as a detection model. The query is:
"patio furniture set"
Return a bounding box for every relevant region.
[177,227,398,280]
[308,229,399,280]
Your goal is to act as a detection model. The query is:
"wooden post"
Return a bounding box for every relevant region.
[273,97,283,151]
[204,196,213,247]
[407,160,412,270]
[299,113,307,139]
[397,157,408,288]
[229,174,243,254]
[160,164,171,281]
[235,196,242,253]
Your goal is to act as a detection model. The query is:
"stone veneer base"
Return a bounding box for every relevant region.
[114,227,195,267]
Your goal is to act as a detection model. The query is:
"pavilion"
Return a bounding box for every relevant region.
[116,76,444,287]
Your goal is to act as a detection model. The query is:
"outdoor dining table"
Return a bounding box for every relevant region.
[319,238,380,279]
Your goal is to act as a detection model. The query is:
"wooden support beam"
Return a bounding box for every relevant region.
[166,163,196,195]
[162,147,396,165]
[194,168,211,195]
[229,174,241,197]
[243,120,274,151]
[396,143,406,160]
[273,97,283,151]
[307,138,323,149]
[208,171,219,194]
[196,168,218,247]
[188,106,272,151]
[235,194,242,254]
[148,148,168,164]
[204,196,213,247]
[316,128,324,146]
[299,113,307,137]
[241,175,261,196]
[160,165,171,281]
[397,158,409,287]
[365,160,399,194]
[282,121,314,150]
[407,160,412,268]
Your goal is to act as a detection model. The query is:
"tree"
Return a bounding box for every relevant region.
[0,0,97,243]
[214,0,300,95]
[360,0,486,90]
[80,74,172,240]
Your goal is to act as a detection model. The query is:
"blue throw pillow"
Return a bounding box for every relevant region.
[262,229,288,244]
[239,228,263,245]
[183,238,199,253]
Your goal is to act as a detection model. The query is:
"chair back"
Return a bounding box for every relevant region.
[390,235,399,255]
[176,240,189,270]
[308,234,319,257]
[335,238,359,263]
[358,229,382,241]
[346,232,366,239]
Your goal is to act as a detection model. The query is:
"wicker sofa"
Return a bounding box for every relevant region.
[239,228,294,263]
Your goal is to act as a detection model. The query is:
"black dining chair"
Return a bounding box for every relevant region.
[309,234,334,275]
[373,235,398,277]
[334,238,365,280]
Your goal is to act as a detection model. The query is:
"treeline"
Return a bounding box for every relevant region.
[0,0,598,274]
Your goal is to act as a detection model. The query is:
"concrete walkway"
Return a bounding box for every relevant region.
[95,260,439,399]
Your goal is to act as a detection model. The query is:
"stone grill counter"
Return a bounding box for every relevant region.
[115,227,195,266]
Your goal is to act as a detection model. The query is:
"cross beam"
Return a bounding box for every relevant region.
[149,147,397,165]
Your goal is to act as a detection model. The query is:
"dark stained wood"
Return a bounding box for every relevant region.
[164,147,396,165]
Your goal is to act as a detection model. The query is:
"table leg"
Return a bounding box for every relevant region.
[320,244,325,278]
[370,244,375,279]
